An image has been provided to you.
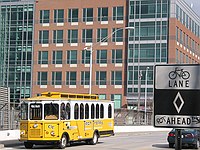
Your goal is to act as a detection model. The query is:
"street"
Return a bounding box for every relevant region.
[0,131,196,150]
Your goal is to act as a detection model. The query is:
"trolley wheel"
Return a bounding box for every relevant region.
[24,142,33,149]
[87,132,98,145]
[59,134,68,149]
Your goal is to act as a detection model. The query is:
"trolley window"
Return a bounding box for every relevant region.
[100,104,104,118]
[66,103,70,119]
[85,103,89,119]
[60,103,66,120]
[44,103,59,120]
[30,103,42,120]
[21,102,28,120]
[91,104,95,119]
[74,103,79,119]
[96,104,99,119]
[108,104,112,118]
[80,103,84,119]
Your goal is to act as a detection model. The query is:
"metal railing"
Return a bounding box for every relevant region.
[0,108,20,130]
[114,108,153,126]
[0,108,153,130]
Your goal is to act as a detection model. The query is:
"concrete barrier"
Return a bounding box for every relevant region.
[0,130,19,142]
[114,126,171,133]
[0,126,171,142]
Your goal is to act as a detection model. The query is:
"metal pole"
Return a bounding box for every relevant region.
[137,70,142,124]
[84,27,134,95]
[175,129,182,150]
[89,44,93,94]
[144,67,149,125]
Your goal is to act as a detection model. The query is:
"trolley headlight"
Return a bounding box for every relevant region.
[33,124,38,128]
[50,131,55,136]
[20,131,25,135]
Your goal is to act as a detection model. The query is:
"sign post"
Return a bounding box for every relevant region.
[154,64,200,149]
[175,129,182,150]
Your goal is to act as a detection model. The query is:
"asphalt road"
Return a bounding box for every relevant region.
[0,131,196,150]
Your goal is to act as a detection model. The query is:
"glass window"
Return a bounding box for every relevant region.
[83,8,93,22]
[82,50,90,64]
[176,27,179,41]
[112,49,122,63]
[111,71,122,85]
[60,103,66,120]
[97,28,108,42]
[54,9,64,23]
[108,104,112,118]
[91,104,95,119]
[44,103,59,120]
[30,103,42,120]
[68,8,79,22]
[96,104,99,119]
[68,29,78,43]
[38,51,48,64]
[99,94,106,100]
[96,71,107,85]
[111,94,122,109]
[52,50,62,64]
[37,72,47,85]
[67,50,77,64]
[82,29,93,43]
[66,103,70,119]
[53,30,63,43]
[52,72,62,85]
[66,71,76,85]
[96,50,107,64]
[98,7,108,21]
[113,6,124,20]
[85,104,89,119]
[80,103,84,119]
[21,102,28,120]
[112,28,123,42]
[81,71,90,85]
[39,30,49,44]
[100,104,104,118]
[74,103,79,119]
[40,10,49,23]
[141,3,156,18]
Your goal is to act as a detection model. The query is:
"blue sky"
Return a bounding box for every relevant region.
[184,0,200,17]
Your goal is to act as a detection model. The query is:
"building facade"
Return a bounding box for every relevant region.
[32,0,128,108]
[0,0,34,106]
[0,0,199,109]
[126,0,200,109]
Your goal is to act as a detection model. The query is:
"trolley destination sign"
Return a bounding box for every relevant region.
[154,64,200,128]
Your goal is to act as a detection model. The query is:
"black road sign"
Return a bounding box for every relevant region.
[154,64,200,128]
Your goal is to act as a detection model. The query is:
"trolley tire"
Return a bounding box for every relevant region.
[87,132,98,145]
[24,142,33,149]
[59,134,68,149]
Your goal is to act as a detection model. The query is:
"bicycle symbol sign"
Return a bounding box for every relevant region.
[169,67,190,80]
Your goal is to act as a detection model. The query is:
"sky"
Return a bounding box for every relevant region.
[184,0,200,17]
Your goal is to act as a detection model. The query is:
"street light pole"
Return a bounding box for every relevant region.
[84,26,134,94]
[89,44,93,94]
[84,44,93,94]
[144,67,149,125]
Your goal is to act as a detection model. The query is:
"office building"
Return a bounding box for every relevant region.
[0,0,34,105]
[0,0,199,109]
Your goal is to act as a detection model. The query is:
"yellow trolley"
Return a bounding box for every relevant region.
[20,92,114,149]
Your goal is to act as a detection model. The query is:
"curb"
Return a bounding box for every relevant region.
[0,144,4,148]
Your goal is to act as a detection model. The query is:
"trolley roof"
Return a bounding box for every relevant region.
[22,92,111,102]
